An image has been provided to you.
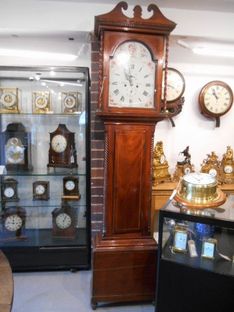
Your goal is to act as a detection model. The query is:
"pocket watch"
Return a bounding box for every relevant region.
[63,176,80,199]
[1,178,19,202]
[32,91,51,113]
[52,202,76,238]
[199,80,233,127]
[33,181,50,200]
[2,207,26,238]
[162,67,185,102]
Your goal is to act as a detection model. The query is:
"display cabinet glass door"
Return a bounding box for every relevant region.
[0,66,90,271]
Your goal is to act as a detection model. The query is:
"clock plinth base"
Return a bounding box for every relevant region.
[91,233,157,308]
[153,165,171,186]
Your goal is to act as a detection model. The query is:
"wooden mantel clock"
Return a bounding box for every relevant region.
[91,1,176,309]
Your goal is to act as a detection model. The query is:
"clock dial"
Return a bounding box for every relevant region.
[162,68,185,102]
[109,41,155,108]
[5,137,25,164]
[65,180,75,191]
[35,95,48,109]
[1,92,16,108]
[224,165,233,174]
[51,134,67,153]
[35,184,46,195]
[209,168,217,177]
[64,95,76,109]
[4,187,15,198]
[199,81,233,117]
[4,214,23,231]
[55,213,72,229]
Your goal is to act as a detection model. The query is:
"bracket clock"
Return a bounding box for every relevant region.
[2,206,26,238]
[52,202,76,239]
[47,124,77,169]
[91,2,176,308]
[1,122,33,172]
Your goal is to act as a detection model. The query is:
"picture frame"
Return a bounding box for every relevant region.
[172,225,188,253]
[201,238,217,259]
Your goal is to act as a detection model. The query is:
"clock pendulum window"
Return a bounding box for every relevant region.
[91,2,177,309]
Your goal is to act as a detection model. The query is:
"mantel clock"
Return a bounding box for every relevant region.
[47,124,77,169]
[92,1,176,308]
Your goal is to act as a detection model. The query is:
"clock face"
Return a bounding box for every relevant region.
[65,180,75,191]
[209,168,217,177]
[4,187,15,198]
[51,134,67,153]
[35,184,46,195]
[5,137,25,164]
[35,95,48,109]
[109,41,155,108]
[224,165,233,174]
[64,95,76,109]
[55,213,72,229]
[162,68,185,102]
[1,92,16,108]
[4,214,23,231]
[200,81,233,116]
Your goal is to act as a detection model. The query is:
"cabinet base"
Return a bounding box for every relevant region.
[91,233,157,308]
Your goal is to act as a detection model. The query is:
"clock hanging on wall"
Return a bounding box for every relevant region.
[92,1,176,308]
[47,124,77,169]
[199,80,233,127]
[1,122,33,172]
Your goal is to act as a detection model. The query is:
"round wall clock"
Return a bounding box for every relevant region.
[162,67,185,102]
[199,80,233,127]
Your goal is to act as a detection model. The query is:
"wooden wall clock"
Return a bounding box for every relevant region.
[47,124,77,169]
[1,122,33,172]
[199,80,233,127]
[92,1,176,308]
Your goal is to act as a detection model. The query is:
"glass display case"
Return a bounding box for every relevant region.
[156,197,234,312]
[0,66,90,271]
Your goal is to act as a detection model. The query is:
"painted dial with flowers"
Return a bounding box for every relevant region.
[109,41,156,108]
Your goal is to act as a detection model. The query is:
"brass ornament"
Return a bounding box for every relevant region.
[219,146,234,184]
[173,146,195,181]
[152,141,171,185]
[200,151,220,180]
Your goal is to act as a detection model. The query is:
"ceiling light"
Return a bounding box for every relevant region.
[0,48,77,61]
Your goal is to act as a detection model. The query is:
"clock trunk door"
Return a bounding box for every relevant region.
[104,123,154,238]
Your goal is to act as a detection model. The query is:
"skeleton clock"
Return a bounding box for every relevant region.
[91,2,176,308]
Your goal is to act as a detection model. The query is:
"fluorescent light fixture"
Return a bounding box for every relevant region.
[0,48,77,61]
[192,46,234,58]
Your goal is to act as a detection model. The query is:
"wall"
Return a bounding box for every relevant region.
[1,0,234,236]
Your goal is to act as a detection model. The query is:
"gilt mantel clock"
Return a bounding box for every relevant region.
[91,2,176,308]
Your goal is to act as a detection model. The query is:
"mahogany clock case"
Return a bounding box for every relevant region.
[0,66,91,271]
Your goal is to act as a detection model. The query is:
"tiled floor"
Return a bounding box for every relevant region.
[12,270,155,312]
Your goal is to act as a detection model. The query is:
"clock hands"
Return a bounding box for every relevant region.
[212,88,219,100]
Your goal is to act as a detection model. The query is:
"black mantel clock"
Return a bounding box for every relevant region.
[1,122,33,172]
[91,1,176,309]
[47,124,77,169]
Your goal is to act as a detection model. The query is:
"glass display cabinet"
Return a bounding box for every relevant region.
[0,66,90,271]
[156,198,234,312]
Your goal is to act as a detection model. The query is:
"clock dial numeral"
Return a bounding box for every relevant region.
[109,41,155,108]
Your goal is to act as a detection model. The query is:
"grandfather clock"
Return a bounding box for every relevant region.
[91,2,176,308]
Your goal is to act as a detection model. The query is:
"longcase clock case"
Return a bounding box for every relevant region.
[0,66,91,271]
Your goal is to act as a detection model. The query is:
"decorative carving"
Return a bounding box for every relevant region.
[200,151,220,180]
[219,146,234,184]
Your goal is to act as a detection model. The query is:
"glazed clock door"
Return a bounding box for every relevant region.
[100,31,165,117]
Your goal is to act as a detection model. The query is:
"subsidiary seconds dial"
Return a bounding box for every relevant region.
[109,41,156,108]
